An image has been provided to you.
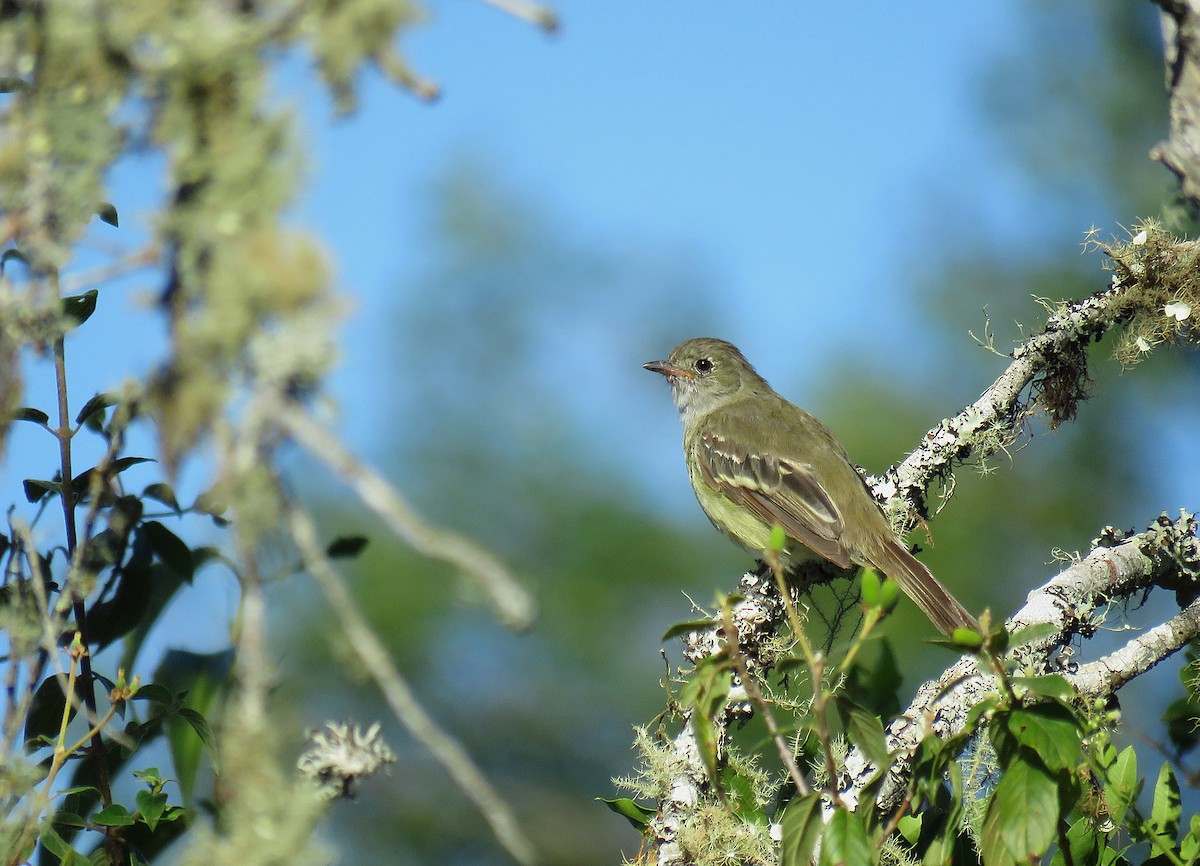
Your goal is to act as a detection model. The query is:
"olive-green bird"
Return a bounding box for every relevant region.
[644,337,977,636]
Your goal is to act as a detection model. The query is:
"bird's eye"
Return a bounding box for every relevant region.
[694,358,714,373]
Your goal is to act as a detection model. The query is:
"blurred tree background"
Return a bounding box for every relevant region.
[275,4,1199,864]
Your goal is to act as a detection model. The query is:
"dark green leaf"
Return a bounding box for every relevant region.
[1,247,29,273]
[326,535,369,559]
[87,560,152,649]
[93,804,135,826]
[25,675,73,751]
[142,482,181,513]
[836,696,890,769]
[1060,817,1101,866]
[135,789,168,831]
[981,757,1058,866]
[50,811,90,829]
[141,521,194,583]
[23,478,60,504]
[597,797,654,831]
[662,617,717,641]
[38,825,77,862]
[778,792,823,866]
[1004,703,1081,773]
[74,392,117,427]
[819,807,871,866]
[62,289,99,328]
[129,683,176,705]
[0,77,28,92]
[95,203,119,228]
[691,708,719,782]
[13,407,49,426]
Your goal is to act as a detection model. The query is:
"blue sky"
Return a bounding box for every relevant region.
[0,2,1100,653]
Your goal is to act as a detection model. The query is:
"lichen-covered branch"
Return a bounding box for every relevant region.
[840,509,1200,813]
[1152,0,1200,204]
[874,229,1200,530]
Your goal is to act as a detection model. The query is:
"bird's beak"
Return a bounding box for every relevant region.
[643,360,694,379]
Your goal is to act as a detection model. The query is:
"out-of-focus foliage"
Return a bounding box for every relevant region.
[277,165,743,864]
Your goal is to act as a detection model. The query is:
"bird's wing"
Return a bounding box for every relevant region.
[695,430,854,568]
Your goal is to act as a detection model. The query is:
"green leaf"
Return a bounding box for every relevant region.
[1004,703,1082,773]
[326,535,369,559]
[55,786,102,799]
[38,824,79,863]
[141,521,194,583]
[50,811,90,829]
[176,707,219,772]
[25,675,73,752]
[1148,762,1181,846]
[897,813,921,847]
[1006,622,1060,649]
[1060,817,1101,866]
[1103,745,1138,829]
[23,478,61,504]
[132,766,165,787]
[135,789,168,832]
[836,696,890,769]
[153,648,232,803]
[13,407,50,426]
[141,482,181,513]
[819,807,871,866]
[1181,814,1200,861]
[1010,674,1075,703]
[980,757,1059,866]
[778,792,823,866]
[691,708,719,782]
[720,765,766,825]
[73,392,115,427]
[93,804,135,826]
[62,289,99,327]
[662,617,716,641]
[597,797,654,831]
[95,202,119,228]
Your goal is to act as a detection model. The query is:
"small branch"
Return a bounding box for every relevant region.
[280,404,535,631]
[51,326,113,810]
[475,0,559,32]
[1150,0,1200,204]
[876,284,1133,530]
[286,501,538,866]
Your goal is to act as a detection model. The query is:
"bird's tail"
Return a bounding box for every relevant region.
[872,539,979,636]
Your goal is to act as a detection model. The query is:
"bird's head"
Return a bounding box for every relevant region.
[643,337,767,420]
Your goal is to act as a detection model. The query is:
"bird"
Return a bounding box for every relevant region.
[643,337,978,636]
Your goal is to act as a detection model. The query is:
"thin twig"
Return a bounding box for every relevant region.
[286,501,537,866]
[718,603,809,797]
[280,405,535,631]
[52,328,113,810]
